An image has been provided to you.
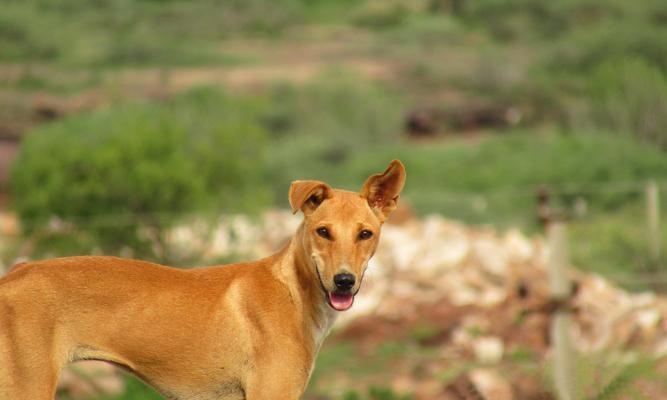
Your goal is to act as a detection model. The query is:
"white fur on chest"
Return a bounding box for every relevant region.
[312,304,338,349]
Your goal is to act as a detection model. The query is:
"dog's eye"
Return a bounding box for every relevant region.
[316,227,331,239]
[358,229,373,240]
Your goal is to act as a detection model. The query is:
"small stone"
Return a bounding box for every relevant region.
[469,368,514,400]
[472,336,504,364]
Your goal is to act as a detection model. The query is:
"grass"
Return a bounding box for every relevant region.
[306,340,420,399]
[61,374,163,400]
[110,377,163,400]
[6,0,667,149]
[0,0,363,67]
[275,130,667,217]
[571,351,665,400]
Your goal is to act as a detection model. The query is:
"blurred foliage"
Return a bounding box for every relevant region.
[262,72,403,203]
[307,341,420,399]
[58,375,163,400]
[9,75,401,260]
[111,376,163,400]
[568,194,667,286]
[461,0,625,41]
[571,351,662,400]
[0,0,361,66]
[11,88,269,259]
[299,132,667,220]
[9,68,667,270]
[458,0,667,147]
[586,59,667,146]
[352,1,412,30]
[4,0,667,398]
[6,0,667,147]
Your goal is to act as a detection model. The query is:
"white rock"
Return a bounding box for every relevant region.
[631,292,657,308]
[417,229,469,272]
[636,309,661,332]
[469,368,514,400]
[479,288,508,307]
[503,229,534,261]
[473,238,509,278]
[653,337,667,358]
[208,224,231,257]
[473,336,504,364]
[381,227,420,271]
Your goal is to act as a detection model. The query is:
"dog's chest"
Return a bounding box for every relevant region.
[311,304,338,354]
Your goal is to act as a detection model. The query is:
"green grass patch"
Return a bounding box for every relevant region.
[306,340,416,399]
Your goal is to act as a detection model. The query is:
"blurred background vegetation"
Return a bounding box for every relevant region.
[1,0,667,398]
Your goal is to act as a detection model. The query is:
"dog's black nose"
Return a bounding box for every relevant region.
[333,273,355,291]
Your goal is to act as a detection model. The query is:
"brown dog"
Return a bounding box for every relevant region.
[0,160,406,399]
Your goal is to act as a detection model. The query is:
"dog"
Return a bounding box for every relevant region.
[0,160,406,399]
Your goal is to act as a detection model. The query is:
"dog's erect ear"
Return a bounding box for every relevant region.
[289,180,333,215]
[360,160,406,221]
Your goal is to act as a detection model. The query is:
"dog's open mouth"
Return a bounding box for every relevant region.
[327,291,354,311]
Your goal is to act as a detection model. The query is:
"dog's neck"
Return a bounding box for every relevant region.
[272,224,338,353]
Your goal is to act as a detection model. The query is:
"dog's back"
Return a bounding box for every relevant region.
[0,256,247,398]
[0,254,300,399]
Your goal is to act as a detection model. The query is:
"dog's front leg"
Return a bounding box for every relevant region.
[244,373,307,400]
[242,348,311,400]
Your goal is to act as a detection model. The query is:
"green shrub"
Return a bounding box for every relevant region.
[456,0,667,138]
[585,59,667,146]
[460,0,665,42]
[368,386,412,400]
[10,75,403,259]
[11,88,269,260]
[0,2,62,62]
[461,0,621,41]
[0,0,303,66]
[321,132,667,216]
[262,73,403,203]
[0,0,367,66]
[568,201,667,280]
[352,1,411,30]
[547,21,667,76]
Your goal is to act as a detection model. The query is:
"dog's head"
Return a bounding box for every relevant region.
[289,160,406,311]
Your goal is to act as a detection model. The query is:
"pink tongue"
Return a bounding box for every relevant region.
[329,292,354,311]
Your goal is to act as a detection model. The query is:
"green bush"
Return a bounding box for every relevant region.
[461,0,620,41]
[9,75,403,259]
[0,2,62,62]
[352,1,411,30]
[568,201,667,280]
[547,21,667,76]
[0,0,361,66]
[460,0,667,42]
[585,59,667,146]
[262,73,404,203]
[318,131,667,216]
[11,88,269,260]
